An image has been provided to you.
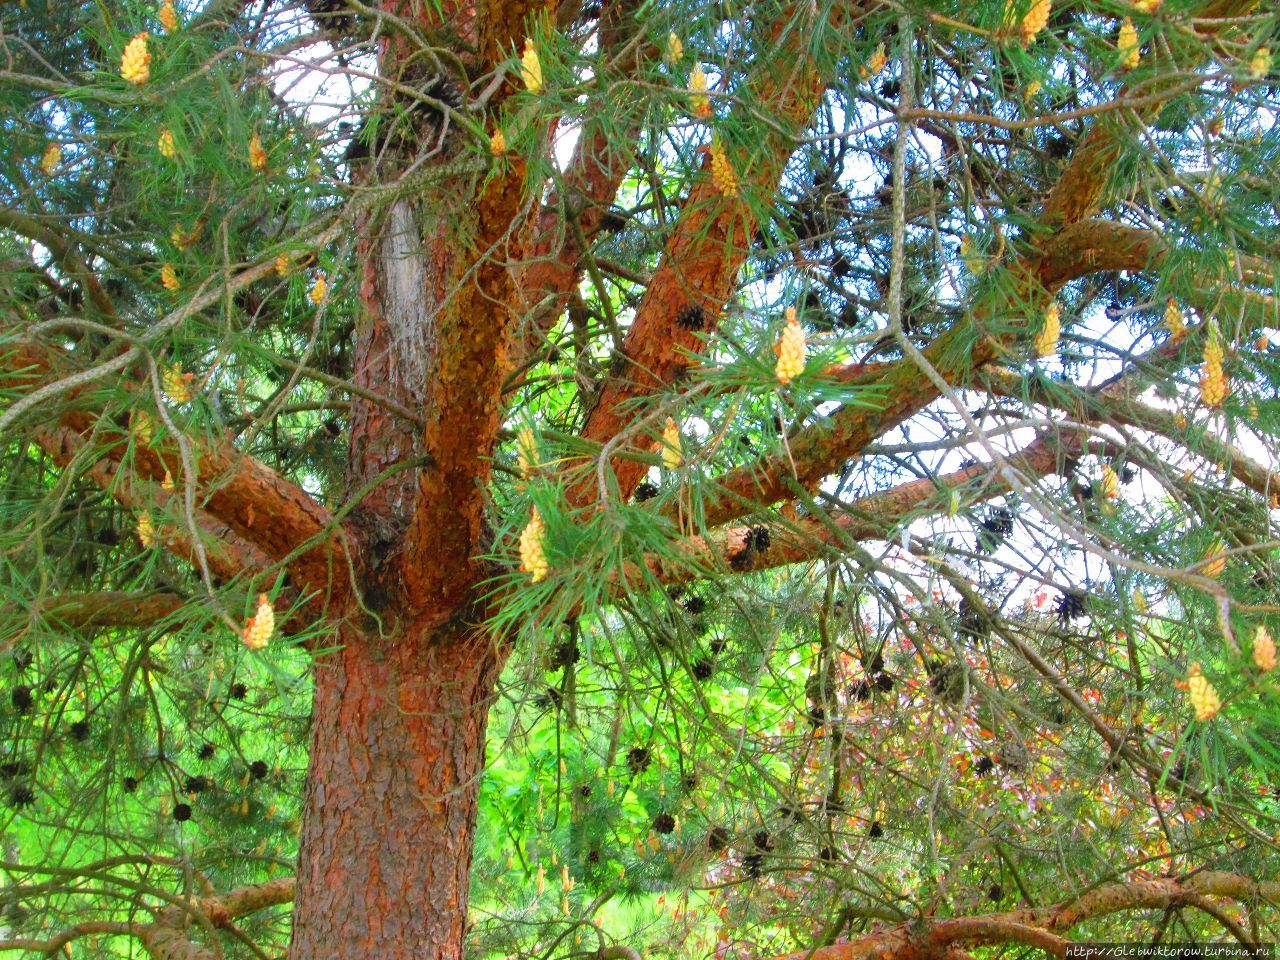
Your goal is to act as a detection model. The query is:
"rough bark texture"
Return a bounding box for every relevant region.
[290,618,502,960]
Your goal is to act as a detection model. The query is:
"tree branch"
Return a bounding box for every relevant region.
[566,0,873,507]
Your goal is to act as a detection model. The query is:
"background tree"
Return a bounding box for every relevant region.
[1,0,1279,958]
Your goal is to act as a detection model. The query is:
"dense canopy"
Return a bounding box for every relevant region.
[1,0,1279,957]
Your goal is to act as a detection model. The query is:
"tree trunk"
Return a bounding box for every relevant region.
[289,618,502,960]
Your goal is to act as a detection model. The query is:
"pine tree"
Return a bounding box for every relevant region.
[2,0,1279,958]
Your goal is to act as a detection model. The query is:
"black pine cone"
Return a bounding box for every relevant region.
[249,760,269,780]
[626,747,651,773]
[1056,590,1086,621]
[652,812,676,834]
[173,802,192,822]
[707,825,730,852]
[9,784,35,808]
[10,685,33,713]
[633,481,659,502]
[675,305,707,330]
[548,640,580,670]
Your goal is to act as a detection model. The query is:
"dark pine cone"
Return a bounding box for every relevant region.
[684,596,707,615]
[172,802,192,822]
[974,756,995,777]
[10,685,33,713]
[249,760,269,780]
[691,659,714,681]
[548,640,581,670]
[1055,590,1086,622]
[633,481,659,502]
[626,746,651,773]
[741,852,765,878]
[675,304,707,330]
[197,743,216,760]
[868,821,883,839]
[9,784,35,808]
[707,825,730,852]
[68,719,90,741]
[184,775,210,794]
[652,812,676,834]
[748,526,771,552]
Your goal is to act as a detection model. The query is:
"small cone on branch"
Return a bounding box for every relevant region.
[1099,465,1119,500]
[1249,46,1271,81]
[1186,663,1220,721]
[1164,299,1186,342]
[1253,625,1276,672]
[1118,19,1140,70]
[859,43,886,80]
[159,0,179,33]
[309,273,327,306]
[1011,0,1050,47]
[665,32,683,66]
[519,508,549,583]
[689,63,712,119]
[489,127,506,155]
[242,594,274,650]
[160,263,180,292]
[121,32,151,84]
[137,511,156,548]
[157,129,177,158]
[40,142,61,174]
[163,363,194,404]
[660,418,683,470]
[517,427,539,479]
[1199,320,1228,408]
[520,39,543,94]
[248,132,267,172]
[708,138,739,197]
[1033,302,1060,357]
[775,307,806,385]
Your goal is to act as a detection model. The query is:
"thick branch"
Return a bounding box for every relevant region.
[2,337,347,607]
[567,0,871,507]
[764,871,1279,960]
[3,590,185,630]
